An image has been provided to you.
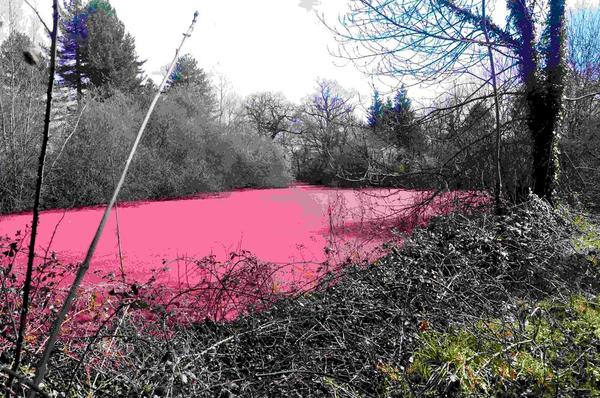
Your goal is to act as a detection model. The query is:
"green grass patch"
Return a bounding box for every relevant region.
[408,295,600,396]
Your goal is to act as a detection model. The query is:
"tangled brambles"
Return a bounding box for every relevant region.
[2,196,599,397]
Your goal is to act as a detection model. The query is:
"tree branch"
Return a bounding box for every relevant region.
[436,0,518,47]
[23,0,51,35]
[0,367,50,398]
[565,90,600,101]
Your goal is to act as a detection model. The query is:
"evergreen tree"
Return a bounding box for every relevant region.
[386,89,419,151]
[367,89,383,128]
[57,0,87,99]
[167,54,209,90]
[382,97,394,118]
[58,0,144,96]
[85,1,144,91]
[392,87,411,113]
[163,54,214,118]
[369,88,423,161]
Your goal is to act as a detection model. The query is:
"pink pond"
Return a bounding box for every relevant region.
[0,184,485,323]
[0,185,443,289]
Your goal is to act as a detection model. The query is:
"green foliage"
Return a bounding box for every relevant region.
[87,0,114,15]
[409,295,600,396]
[571,214,600,265]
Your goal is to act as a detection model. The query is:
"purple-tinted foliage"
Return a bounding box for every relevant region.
[58,1,88,72]
[312,84,352,117]
[507,0,537,83]
[543,0,566,73]
[367,90,383,128]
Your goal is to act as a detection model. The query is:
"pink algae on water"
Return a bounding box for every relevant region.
[0,184,484,323]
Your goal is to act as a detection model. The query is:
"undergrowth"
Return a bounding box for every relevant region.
[1,196,599,397]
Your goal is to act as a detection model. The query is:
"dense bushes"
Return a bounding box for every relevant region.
[409,294,600,397]
[14,86,292,212]
[0,36,292,214]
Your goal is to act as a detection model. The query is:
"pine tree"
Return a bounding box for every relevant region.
[164,54,214,118]
[167,54,209,90]
[84,1,144,91]
[387,89,419,150]
[370,88,423,159]
[392,87,411,113]
[57,0,87,99]
[367,89,383,128]
[57,0,144,97]
[383,97,394,116]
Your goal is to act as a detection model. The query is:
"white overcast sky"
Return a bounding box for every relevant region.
[3,0,374,104]
[2,0,597,106]
[115,0,374,103]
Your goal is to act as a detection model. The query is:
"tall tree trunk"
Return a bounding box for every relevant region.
[531,0,566,205]
[508,0,566,205]
[482,0,503,214]
[529,90,559,204]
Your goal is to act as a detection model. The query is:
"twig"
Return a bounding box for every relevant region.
[0,367,50,398]
[91,305,130,389]
[564,90,600,101]
[23,0,51,35]
[46,103,88,178]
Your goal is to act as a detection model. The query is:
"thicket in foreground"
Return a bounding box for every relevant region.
[2,197,597,396]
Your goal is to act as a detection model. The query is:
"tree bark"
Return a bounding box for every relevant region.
[529,0,566,204]
[529,90,559,204]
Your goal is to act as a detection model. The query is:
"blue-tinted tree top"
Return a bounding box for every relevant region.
[58,0,143,93]
[393,87,411,113]
[368,87,414,129]
[87,0,114,16]
[367,89,383,128]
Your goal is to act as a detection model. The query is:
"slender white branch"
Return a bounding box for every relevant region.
[565,91,600,101]
[28,11,200,396]
[23,0,51,35]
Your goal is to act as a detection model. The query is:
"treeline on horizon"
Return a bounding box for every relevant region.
[1,0,599,215]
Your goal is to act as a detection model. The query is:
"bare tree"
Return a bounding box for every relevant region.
[243,91,300,139]
[292,79,374,182]
[559,3,600,208]
[327,0,569,204]
[213,72,243,127]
